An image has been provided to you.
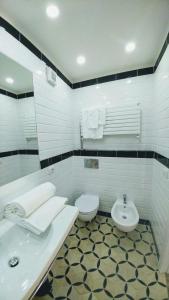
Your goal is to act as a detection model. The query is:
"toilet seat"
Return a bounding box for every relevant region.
[75,194,99,214]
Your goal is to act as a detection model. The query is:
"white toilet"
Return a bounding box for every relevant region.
[75,194,99,221]
[111,196,139,232]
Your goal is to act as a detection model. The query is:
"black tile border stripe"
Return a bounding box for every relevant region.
[40,149,169,170]
[0,149,38,158]
[72,149,154,158]
[72,67,154,89]
[40,151,73,169]
[0,88,34,99]
[0,17,168,89]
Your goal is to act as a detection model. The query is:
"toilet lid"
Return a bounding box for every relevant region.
[75,194,99,214]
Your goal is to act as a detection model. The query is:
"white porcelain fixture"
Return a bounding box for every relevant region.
[111,198,139,232]
[0,205,78,300]
[75,194,99,221]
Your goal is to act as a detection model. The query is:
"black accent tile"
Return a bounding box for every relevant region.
[40,159,49,169]
[0,17,20,40]
[80,150,98,156]
[137,151,154,158]
[18,149,38,155]
[145,151,155,158]
[137,151,147,158]
[155,33,168,68]
[7,91,17,99]
[137,67,154,76]
[116,151,137,158]
[49,155,61,165]
[17,91,34,99]
[0,88,7,96]
[155,153,169,168]
[73,150,81,156]
[97,211,111,218]
[0,150,18,158]
[98,74,117,84]
[20,34,42,59]
[97,150,116,157]
[41,54,57,72]
[61,151,73,160]
[0,89,17,99]
[139,218,150,225]
[116,70,137,80]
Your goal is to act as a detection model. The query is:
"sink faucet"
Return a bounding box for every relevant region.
[123,194,127,205]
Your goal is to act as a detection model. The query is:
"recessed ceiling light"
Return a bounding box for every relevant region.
[46,4,60,19]
[5,77,14,84]
[77,55,86,65]
[125,42,136,53]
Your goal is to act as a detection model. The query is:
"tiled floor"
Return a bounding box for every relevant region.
[34,216,169,300]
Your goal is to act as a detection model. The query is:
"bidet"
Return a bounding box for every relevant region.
[111,198,139,232]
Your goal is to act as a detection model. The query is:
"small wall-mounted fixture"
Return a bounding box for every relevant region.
[46,66,57,87]
[84,159,99,169]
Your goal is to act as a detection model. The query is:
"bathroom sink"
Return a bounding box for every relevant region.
[0,205,78,300]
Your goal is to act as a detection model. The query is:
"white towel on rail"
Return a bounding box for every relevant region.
[4,182,56,218]
[81,107,105,139]
[82,109,99,129]
[6,196,67,235]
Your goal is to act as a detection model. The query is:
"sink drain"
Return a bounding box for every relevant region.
[8,257,20,268]
[122,215,127,219]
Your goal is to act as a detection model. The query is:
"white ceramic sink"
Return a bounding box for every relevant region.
[0,205,78,300]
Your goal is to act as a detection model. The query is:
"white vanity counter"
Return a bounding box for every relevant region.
[0,205,78,300]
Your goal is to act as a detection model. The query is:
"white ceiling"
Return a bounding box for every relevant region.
[0,53,33,94]
[0,0,169,83]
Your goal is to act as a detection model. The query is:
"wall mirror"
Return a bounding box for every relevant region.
[0,52,40,186]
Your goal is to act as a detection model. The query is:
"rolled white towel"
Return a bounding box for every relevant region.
[6,196,67,235]
[4,182,56,218]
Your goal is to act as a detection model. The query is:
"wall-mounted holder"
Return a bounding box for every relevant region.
[84,158,99,169]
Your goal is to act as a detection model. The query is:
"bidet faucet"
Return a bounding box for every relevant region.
[123,194,127,205]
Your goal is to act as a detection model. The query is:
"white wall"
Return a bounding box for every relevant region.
[72,75,154,218]
[151,45,169,264]
[152,47,169,158]
[73,74,154,150]
[34,73,74,161]
[73,156,152,220]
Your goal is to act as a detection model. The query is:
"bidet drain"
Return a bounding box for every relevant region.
[122,215,127,219]
[8,256,19,268]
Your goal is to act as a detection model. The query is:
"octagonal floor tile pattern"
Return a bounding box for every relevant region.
[34,216,168,300]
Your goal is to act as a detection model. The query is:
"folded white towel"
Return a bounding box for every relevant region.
[6,196,67,235]
[4,182,56,218]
